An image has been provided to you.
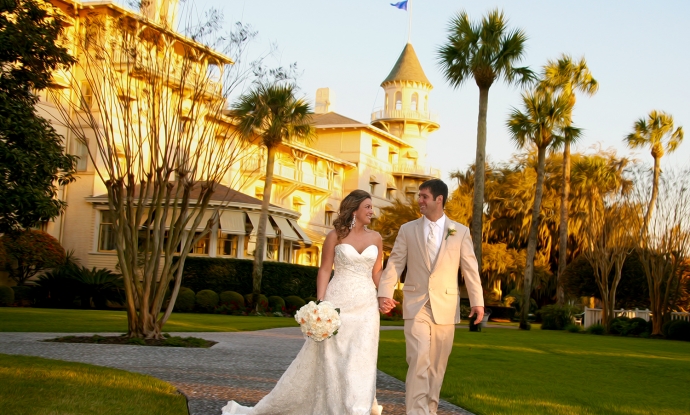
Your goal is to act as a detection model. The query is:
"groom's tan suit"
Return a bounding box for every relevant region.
[378,217,484,415]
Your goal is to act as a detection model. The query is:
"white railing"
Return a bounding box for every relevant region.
[241,160,330,190]
[671,312,690,322]
[583,307,652,328]
[371,109,439,123]
[392,162,441,178]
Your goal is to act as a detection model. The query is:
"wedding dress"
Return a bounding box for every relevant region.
[222,244,383,415]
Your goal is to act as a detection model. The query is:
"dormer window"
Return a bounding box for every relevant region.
[395,91,402,110]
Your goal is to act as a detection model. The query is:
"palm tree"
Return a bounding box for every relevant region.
[538,55,598,305]
[507,89,572,329]
[437,8,535,271]
[624,111,684,232]
[232,83,315,311]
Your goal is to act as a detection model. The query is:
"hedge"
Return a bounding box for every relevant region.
[179,257,318,299]
[0,285,14,306]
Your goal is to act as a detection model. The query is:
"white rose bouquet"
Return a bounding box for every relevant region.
[294,300,341,342]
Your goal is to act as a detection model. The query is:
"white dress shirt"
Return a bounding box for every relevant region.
[423,214,446,258]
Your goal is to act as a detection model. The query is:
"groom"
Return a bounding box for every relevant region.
[378,179,484,415]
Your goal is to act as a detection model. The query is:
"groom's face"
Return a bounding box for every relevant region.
[418,188,442,218]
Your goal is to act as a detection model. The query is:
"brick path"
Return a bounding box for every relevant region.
[0,327,473,415]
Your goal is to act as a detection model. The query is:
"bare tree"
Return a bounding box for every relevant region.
[49,3,272,338]
[631,168,690,336]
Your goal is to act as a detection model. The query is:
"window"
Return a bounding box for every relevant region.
[282,243,293,263]
[190,232,209,255]
[325,211,334,226]
[385,93,389,110]
[411,93,418,111]
[395,91,402,110]
[372,145,378,158]
[98,211,116,251]
[217,233,239,257]
[73,139,89,171]
[80,82,93,111]
[266,237,279,260]
[305,251,313,265]
[244,235,256,259]
[370,183,376,195]
[388,151,395,164]
[387,188,396,201]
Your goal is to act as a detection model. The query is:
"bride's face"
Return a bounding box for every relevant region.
[354,198,374,225]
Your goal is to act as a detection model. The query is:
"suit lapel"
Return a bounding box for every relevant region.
[430,218,451,273]
[415,218,431,271]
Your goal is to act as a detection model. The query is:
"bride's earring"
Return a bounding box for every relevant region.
[349,214,356,229]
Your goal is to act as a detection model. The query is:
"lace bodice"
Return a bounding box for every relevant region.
[333,244,378,279]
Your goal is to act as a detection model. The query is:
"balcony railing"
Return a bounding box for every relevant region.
[371,109,439,124]
[391,162,440,178]
[241,160,331,190]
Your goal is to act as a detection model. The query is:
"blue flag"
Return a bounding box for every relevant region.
[390,1,408,10]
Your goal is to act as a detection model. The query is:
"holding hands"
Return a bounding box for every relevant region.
[378,297,399,314]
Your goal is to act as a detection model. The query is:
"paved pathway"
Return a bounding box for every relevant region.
[0,327,473,415]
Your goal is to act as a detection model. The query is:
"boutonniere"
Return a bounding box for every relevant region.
[445,224,456,240]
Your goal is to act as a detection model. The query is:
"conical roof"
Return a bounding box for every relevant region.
[381,43,432,87]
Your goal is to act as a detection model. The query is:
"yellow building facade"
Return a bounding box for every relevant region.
[34,0,440,272]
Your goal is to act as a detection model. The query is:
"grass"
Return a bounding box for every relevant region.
[0,307,299,332]
[0,353,187,415]
[378,328,690,415]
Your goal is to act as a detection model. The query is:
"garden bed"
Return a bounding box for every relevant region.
[44,334,217,348]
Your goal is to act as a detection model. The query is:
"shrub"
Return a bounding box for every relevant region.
[539,304,578,330]
[565,324,582,333]
[304,296,317,303]
[244,293,269,312]
[71,266,123,309]
[126,337,146,346]
[178,257,318,299]
[610,317,631,335]
[0,285,15,306]
[195,290,219,312]
[610,317,649,336]
[487,306,516,321]
[219,291,244,310]
[586,324,605,335]
[267,296,285,313]
[11,285,32,306]
[0,230,66,286]
[666,320,690,341]
[174,288,195,312]
[284,295,306,315]
[628,317,650,336]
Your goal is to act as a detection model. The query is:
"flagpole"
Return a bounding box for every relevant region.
[407,0,412,43]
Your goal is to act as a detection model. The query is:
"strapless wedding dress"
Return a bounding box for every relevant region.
[222,244,383,415]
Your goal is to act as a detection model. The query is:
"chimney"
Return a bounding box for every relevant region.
[141,0,178,28]
[315,88,334,114]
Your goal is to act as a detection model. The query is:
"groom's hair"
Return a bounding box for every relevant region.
[419,179,448,207]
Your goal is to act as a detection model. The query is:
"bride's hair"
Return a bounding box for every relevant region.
[333,189,371,240]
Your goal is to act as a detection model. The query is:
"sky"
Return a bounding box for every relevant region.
[194,0,690,184]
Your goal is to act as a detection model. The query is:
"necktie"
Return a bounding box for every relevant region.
[427,222,438,265]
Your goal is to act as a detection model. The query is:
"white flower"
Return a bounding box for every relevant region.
[295,301,341,342]
[446,224,457,240]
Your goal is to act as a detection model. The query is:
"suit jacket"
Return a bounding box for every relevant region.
[378,217,484,325]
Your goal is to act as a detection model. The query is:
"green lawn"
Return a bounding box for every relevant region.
[378,328,690,415]
[0,353,187,415]
[0,308,299,332]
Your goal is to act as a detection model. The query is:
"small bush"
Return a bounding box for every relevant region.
[611,316,649,336]
[267,296,285,313]
[174,288,195,312]
[126,337,146,346]
[666,320,690,341]
[195,290,219,312]
[586,324,605,335]
[162,336,207,347]
[304,296,317,303]
[0,285,15,306]
[219,291,245,309]
[284,295,306,315]
[244,293,269,312]
[539,304,578,330]
[11,285,32,305]
[565,324,582,333]
[628,317,650,336]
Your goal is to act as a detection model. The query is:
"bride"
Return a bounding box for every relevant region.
[222,190,385,415]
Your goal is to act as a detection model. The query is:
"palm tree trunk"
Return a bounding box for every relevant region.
[471,86,490,271]
[556,141,571,305]
[252,145,276,313]
[520,147,547,330]
[643,155,661,232]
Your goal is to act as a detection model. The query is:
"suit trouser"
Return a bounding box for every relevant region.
[403,303,455,415]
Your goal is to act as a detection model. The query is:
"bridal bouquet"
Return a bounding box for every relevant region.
[294,300,341,342]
